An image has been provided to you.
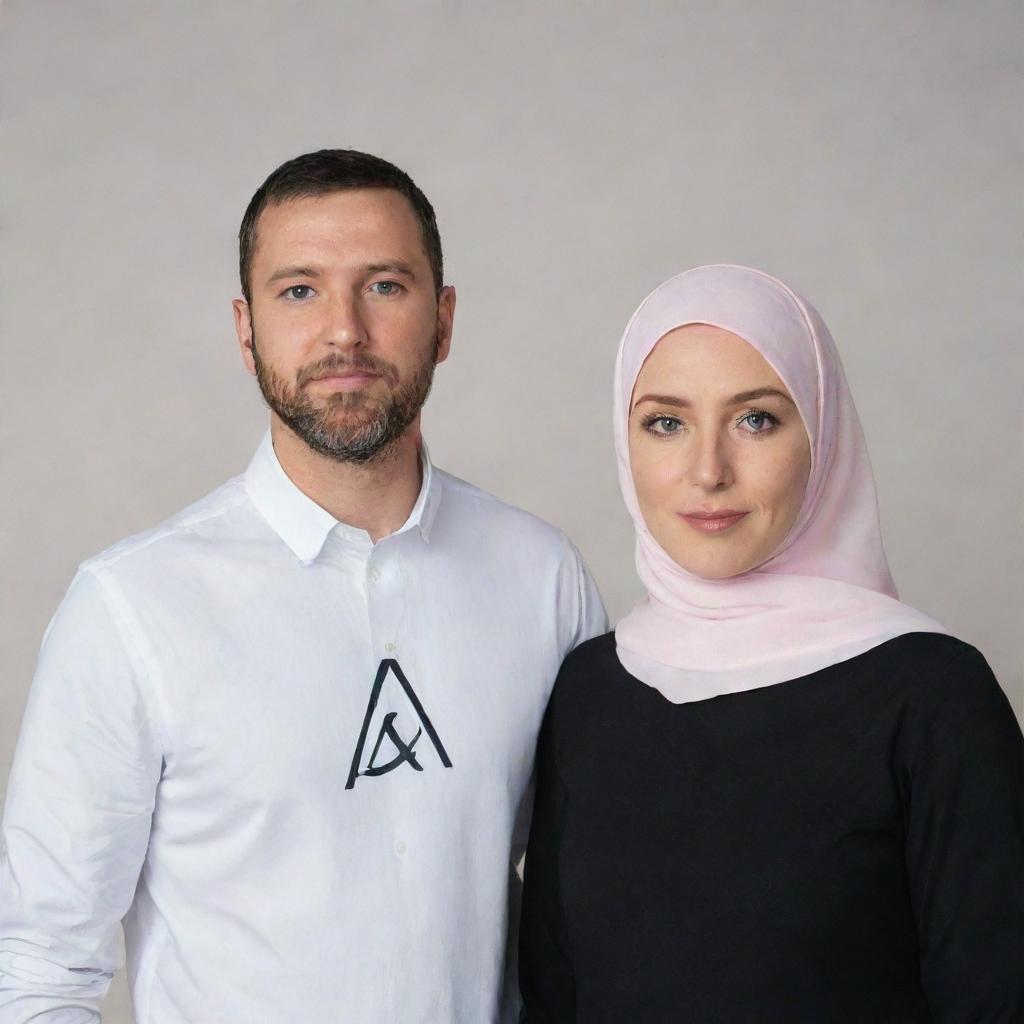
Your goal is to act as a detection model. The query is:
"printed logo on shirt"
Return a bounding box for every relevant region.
[345,659,453,790]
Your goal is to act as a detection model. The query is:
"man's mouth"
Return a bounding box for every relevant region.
[307,370,382,391]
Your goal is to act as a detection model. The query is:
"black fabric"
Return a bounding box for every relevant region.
[519,631,1024,1023]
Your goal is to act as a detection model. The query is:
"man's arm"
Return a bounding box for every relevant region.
[564,536,608,651]
[501,536,604,1022]
[0,569,163,1022]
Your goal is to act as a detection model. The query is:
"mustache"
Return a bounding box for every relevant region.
[296,354,399,388]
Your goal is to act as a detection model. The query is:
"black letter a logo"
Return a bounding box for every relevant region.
[345,659,453,790]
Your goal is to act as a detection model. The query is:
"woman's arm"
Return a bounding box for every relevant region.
[898,642,1024,1019]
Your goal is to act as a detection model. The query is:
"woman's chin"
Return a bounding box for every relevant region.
[667,550,756,581]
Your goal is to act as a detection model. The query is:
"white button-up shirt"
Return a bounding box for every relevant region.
[0,435,606,1023]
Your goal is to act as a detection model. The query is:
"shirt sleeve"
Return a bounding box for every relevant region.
[564,537,608,651]
[518,695,576,1022]
[498,773,534,1024]
[0,568,163,1022]
[897,643,1024,1020]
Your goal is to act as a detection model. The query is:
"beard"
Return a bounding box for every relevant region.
[251,329,440,464]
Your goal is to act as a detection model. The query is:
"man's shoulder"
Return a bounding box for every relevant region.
[81,474,251,580]
[434,467,573,552]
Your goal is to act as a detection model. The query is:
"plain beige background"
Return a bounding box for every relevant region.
[1,2,1021,1020]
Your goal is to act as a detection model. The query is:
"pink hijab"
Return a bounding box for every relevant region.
[614,264,946,703]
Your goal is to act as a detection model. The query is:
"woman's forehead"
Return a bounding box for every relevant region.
[634,324,791,395]
[616,268,826,448]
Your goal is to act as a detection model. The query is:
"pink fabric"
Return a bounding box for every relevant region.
[614,264,946,698]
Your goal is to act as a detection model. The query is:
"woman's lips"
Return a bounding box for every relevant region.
[678,510,749,533]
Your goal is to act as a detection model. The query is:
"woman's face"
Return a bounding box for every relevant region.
[628,324,812,579]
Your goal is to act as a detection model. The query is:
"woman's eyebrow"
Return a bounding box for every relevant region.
[632,387,795,412]
[632,393,690,410]
[729,387,795,406]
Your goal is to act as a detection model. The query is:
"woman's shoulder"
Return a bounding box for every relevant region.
[871,630,986,685]
[881,632,1020,739]
[548,631,621,706]
[879,631,993,689]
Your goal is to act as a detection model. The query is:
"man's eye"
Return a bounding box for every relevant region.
[370,281,403,296]
[283,285,314,300]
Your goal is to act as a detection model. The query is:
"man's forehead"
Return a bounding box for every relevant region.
[252,189,424,260]
[260,188,417,230]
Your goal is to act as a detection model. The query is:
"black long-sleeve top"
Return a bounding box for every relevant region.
[519,631,1024,1022]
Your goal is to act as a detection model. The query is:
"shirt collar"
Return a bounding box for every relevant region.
[244,431,442,565]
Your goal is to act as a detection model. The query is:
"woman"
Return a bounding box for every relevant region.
[519,265,1023,1021]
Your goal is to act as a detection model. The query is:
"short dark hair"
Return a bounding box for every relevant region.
[238,149,443,304]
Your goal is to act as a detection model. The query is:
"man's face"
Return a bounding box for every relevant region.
[233,188,455,463]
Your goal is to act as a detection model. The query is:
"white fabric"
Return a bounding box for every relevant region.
[613,264,946,702]
[0,433,606,1023]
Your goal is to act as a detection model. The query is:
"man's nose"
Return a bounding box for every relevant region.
[321,293,368,350]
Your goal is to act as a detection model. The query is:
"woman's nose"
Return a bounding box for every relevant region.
[688,431,733,491]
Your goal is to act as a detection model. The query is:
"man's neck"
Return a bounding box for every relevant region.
[269,417,424,544]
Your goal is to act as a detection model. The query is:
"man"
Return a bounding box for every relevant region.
[0,150,606,1022]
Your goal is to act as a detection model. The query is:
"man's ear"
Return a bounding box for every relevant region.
[435,285,456,365]
[232,298,257,376]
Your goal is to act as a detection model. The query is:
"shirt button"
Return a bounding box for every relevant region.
[395,840,407,856]
[384,642,397,652]
[368,567,381,583]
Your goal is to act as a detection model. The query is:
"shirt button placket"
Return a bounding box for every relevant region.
[366,555,398,661]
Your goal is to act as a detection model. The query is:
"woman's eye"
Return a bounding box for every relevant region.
[283,285,314,301]
[645,415,683,435]
[370,280,403,296]
[738,410,779,434]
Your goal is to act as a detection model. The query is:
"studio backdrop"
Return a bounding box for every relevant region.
[1,2,1021,1020]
